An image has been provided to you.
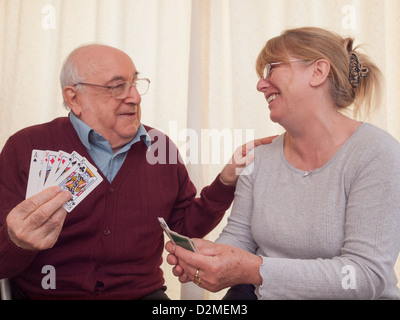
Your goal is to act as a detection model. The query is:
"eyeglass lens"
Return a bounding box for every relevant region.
[113,80,150,99]
[263,65,271,79]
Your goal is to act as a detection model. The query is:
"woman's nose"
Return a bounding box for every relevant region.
[256,78,268,92]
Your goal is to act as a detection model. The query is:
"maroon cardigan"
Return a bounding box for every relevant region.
[0,117,235,299]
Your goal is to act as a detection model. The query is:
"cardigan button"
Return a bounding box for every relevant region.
[109,187,115,194]
[103,229,111,236]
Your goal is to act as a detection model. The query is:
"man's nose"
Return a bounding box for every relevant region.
[124,84,141,103]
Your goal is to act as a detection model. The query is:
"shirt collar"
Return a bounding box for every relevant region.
[69,112,151,151]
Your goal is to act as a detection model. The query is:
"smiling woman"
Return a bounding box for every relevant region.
[165,27,400,300]
[255,27,383,120]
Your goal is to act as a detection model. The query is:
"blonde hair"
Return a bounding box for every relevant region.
[256,27,383,119]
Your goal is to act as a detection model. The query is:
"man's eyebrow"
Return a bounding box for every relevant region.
[106,76,125,85]
[106,72,140,85]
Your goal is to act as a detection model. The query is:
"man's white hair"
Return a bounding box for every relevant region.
[60,44,105,109]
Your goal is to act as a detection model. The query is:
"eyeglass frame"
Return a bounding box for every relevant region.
[74,78,151,99]
[262,59,307,80]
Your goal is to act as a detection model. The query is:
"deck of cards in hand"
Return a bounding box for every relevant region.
[158,217,198,252]
[26,150,103,212]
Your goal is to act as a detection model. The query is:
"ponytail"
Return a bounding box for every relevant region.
[344,38,383,119]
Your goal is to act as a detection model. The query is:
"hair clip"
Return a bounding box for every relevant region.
[349,53,369,88]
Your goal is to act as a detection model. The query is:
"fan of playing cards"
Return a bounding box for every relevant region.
[26,150,103,212]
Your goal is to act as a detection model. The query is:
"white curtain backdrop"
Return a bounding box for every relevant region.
[1,0,400,300]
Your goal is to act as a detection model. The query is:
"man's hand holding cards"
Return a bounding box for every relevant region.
[27,149,103,212]
[158,217,198,252]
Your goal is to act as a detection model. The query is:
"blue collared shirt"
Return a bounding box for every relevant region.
[69,112,151,182]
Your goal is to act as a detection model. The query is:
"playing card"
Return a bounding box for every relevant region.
[34,150,50,192]
[52,151,83,184]
[158,217,198,252]
[42,150,59,188]
[57,158,103,212]
[26,150,46,199]
[44,150,71,188]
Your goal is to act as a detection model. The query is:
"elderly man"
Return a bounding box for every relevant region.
[0,44,269,299]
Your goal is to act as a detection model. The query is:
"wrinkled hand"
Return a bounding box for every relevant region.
[219,136,278,186]
[166,239,262,292]
[6,186,72,251]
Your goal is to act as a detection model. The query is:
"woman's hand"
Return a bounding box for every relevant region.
[165,239,263,292]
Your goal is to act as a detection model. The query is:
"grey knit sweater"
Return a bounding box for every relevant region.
[217,123,400,299]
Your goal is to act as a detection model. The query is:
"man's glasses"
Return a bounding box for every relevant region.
[75,78,151,99]
[262,60,306,79]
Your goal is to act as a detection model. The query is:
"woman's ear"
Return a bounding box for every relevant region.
[309,59,331,87]
[63,86,83,116]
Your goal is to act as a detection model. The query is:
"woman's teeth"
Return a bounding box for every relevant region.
[267,93,279,104]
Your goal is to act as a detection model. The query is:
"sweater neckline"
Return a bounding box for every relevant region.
[64,117,150,187]
[280,122,366,177]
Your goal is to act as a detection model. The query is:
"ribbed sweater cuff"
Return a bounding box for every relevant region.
[205,174,236,202]
[0,225,37,278]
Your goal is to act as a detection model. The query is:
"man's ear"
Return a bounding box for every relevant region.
[63,86,83,116]
[309,59,331,87]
